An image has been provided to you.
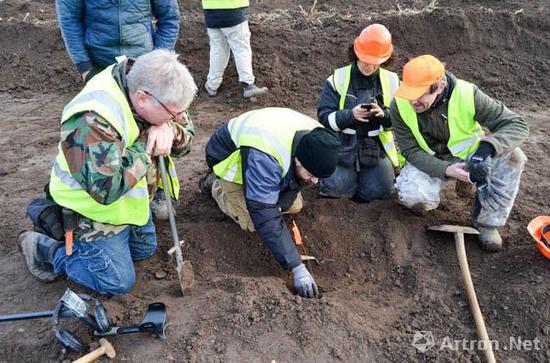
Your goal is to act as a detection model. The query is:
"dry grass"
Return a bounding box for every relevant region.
[252,1,442,28]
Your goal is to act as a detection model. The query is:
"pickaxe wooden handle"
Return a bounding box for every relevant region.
[453,231,496,363]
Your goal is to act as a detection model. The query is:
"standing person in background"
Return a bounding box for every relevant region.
[56,0,181,82]
[201,0,268,99]
[56,0,188,220]
[317,24,400,202]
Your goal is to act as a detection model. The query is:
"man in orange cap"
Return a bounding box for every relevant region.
[389,55,529,251]
[317,24,400,202]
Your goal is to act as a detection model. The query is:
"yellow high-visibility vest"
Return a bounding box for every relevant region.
[202,0,249,10]
[49,65,180,226]
[395,79,484,160]
[213,108,321,184]
[327,64,400,167]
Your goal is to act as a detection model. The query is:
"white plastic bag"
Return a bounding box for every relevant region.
[395,164,443,210]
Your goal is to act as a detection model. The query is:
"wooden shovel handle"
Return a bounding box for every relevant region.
[454,232,496,363]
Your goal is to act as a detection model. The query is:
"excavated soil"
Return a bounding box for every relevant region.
[1,0,550,362]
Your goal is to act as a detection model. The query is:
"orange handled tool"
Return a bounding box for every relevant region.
[292,220,302,246]
[62,208,77,256]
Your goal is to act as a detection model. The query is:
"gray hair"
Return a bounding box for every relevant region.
[127,49,197,110]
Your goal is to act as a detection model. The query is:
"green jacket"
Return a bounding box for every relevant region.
[389,72,529,179]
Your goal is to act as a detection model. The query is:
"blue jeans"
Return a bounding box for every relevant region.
[51,216,157,296]
[319,157,395,201]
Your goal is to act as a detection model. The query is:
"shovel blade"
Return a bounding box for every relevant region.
[428,224,479,235]
[177,260,195,295]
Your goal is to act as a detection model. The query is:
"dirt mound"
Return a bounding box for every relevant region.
[1,2,549,109]
[1,1,550,362]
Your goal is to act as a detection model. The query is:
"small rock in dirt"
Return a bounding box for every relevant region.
[452,288,461,296]
[155,270,167,279]
[293,296,302,304]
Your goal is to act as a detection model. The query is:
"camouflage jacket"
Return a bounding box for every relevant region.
[58,61,195,242]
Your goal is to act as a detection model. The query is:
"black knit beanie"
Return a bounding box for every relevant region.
[295,128,341,178]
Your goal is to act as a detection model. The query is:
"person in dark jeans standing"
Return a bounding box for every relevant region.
[317,24,400,202]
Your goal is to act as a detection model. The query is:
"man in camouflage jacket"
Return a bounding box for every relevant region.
[19,50,197,295]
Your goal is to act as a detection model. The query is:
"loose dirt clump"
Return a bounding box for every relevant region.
[1,1,550,362]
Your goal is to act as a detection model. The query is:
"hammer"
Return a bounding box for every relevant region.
[428,225,496,363]
[72,338,115,363]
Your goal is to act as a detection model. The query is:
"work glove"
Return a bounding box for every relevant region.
[292,263,319,298]
[466,142,495,184]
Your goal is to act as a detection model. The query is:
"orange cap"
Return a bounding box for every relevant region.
[527,216,550,260]
[353,24,393,65]
[394,55,445,100]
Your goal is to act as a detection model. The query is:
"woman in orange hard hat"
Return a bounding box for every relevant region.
[317,24,400,202]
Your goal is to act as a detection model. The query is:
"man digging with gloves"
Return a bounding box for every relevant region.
[201,108,340,298]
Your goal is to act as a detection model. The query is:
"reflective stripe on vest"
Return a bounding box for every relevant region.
[202,0,249,9]
[327,64,400,167]
[157,156,181,200]
[395,79,485,160]
[213,107,321,184]
[49,65,177,226]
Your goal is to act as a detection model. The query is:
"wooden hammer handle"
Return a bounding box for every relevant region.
[454,232,496,363]
[72,346,106,363]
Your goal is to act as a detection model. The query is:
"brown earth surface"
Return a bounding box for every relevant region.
[1,0,550,362]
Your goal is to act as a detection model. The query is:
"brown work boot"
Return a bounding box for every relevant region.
[477,226,503,252]
[198,172,217,194]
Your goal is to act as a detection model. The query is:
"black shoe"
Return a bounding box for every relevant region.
[199,172,217,194]
[19,231,60,282]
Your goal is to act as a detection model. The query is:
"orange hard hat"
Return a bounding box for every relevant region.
[353,24,393,65]
[394,55,445,100]
[527,216,550,260]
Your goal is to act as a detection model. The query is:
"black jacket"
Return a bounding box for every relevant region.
[203,7,248,28]
[317,63,391,168]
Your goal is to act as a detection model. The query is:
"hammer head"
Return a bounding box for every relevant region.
[428,225,479,235]
[99,338,116,358]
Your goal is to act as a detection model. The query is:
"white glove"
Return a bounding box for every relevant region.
[292,263,319,298]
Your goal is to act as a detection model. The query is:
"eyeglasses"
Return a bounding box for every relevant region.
[142,90,185,121]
